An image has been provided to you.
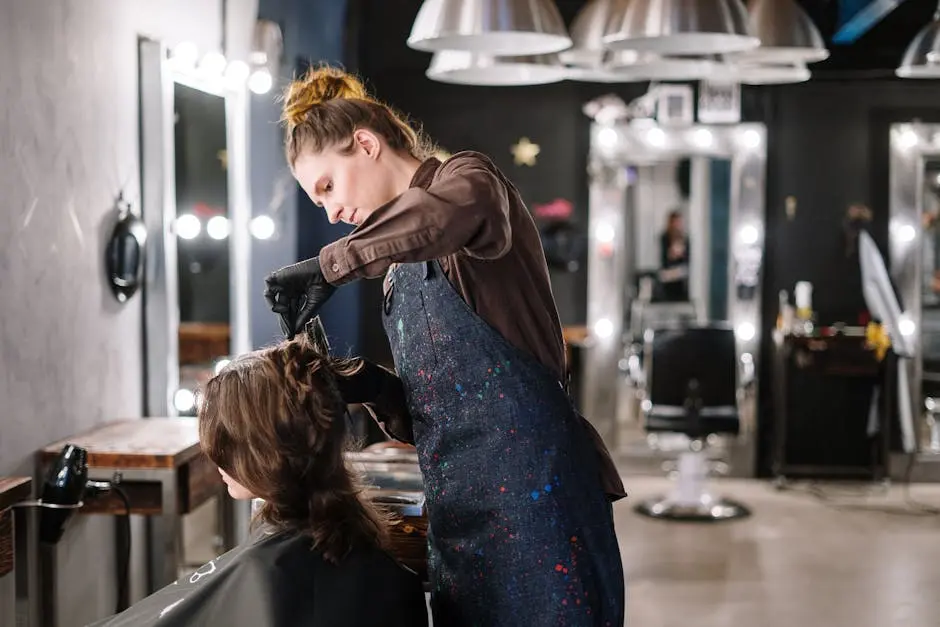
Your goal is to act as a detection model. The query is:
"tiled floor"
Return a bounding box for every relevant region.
[182,477,940,626]
[617,476,940,627]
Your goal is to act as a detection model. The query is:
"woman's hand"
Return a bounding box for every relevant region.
[263,257,337,339]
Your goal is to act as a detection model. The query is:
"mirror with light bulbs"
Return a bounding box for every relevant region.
[581,120,765,475]
[139,38,252,418]
[889,123,940,466]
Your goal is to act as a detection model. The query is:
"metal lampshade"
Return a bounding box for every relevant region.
[603,0,759,56]
[559,0,616,68]
[737,0,829,64]
[426,51,568,85]
[896,7,940,79]
[408,0,572,56]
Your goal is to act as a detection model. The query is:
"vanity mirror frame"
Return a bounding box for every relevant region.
[888,122,940,473]
[583,120,766,476]
[139,38,252,418]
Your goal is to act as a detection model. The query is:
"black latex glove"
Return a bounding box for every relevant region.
[337,359,415,444]
[263,257,337,339]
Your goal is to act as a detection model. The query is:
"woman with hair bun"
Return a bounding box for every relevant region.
[88,327,427,627]
[264,66,626,626]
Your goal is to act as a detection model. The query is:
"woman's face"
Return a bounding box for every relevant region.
[293,129,398,227]
[218,467,254,500]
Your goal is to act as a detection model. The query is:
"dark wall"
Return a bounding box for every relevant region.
[754,79,940,475]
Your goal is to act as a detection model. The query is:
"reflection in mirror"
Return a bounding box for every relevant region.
[629,158,731,323]
[174,84,231,416]
[583,121,765,481]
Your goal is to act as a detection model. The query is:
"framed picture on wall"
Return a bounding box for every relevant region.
[656,85,695,127]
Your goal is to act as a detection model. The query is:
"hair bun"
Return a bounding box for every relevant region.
[282,66,371,129]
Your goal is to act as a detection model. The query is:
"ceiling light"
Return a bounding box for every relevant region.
[603,0,758,56]
[559,0,615,68]
[408,0,572,56]
[427,51,568,86]
[897,4,940,79]
[737,0,829,64]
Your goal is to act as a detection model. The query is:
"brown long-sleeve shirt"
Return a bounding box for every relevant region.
[320,151,625,500]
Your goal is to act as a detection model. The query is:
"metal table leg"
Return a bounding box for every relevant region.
[148,469,181,591]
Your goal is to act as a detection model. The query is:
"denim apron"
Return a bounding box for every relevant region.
[383,260,625,627]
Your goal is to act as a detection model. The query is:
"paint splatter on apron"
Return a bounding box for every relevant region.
[383,260,625,626]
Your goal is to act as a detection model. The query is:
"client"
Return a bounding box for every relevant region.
[88,329,428,627]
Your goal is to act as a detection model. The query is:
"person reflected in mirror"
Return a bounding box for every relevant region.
[262,66,625,627]
[87,331,427,627]
[658,209,690,302]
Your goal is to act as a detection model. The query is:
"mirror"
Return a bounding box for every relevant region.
[890,124,940,464]
[582,121,766,475]
[105,196,147,303]
[174,82,232,416]
[139,38,251,420]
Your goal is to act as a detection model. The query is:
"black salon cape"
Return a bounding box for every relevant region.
[86,529,428,627]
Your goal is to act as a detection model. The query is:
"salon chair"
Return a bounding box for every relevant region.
[634,324,751,522]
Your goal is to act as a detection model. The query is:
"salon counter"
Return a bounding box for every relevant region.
[772,331,892,481]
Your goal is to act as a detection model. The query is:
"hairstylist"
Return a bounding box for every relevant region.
[264,66,626,627]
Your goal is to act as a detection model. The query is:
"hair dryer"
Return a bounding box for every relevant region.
[38,444,89,545]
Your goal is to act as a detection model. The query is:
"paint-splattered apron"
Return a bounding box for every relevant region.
[382,260,625,626]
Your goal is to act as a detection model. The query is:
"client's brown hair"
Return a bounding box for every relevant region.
[198,333,389,562]
[280,65,436,166]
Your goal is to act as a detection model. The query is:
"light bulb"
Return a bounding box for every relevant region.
[597,127,618,149]
[693,128,713,148]
[176,214,201,240]
[595,223,615,243]
[174,388,196,412]
[206,216,230,240]
[739,224,760,245]
[736,322,756,342]
[594,318,614,338]
[645,127,666,147]
[896,223,916,243]
[250,215,275,240]
[199,52,227,76]
[741,129,761,149]
[248,69,273,95]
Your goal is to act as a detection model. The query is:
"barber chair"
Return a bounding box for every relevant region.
[634,324,751,522]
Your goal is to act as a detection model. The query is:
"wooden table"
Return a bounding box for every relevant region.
[1,477,33,627]
[38,419,232,593]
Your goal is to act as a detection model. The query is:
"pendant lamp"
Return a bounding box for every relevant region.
[603,0,759,56]
[737,0,828,63]
[559,0,616,68]
[896,2,940,79]
[408,0,572,56]
[426,51,568,85]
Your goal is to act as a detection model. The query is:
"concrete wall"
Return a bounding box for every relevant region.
[0,1,256,624]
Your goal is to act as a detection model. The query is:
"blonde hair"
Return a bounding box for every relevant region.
[281,65,435,166]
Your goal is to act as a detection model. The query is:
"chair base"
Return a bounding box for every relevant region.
[634,494,751,522]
